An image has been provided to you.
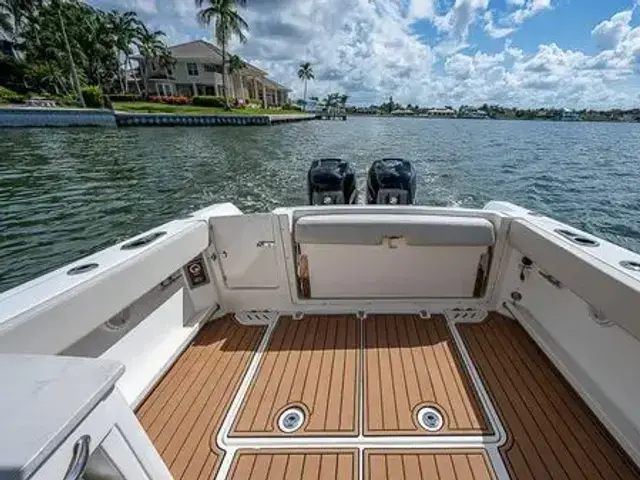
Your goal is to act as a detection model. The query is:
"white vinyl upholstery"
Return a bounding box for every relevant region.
[295,214,495,246]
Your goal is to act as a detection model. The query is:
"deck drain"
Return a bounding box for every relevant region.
[417,406,444,432]
[278,407,305,433]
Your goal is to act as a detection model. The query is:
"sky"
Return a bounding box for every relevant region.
[88,0,640,109]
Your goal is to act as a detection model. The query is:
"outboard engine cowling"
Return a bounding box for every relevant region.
[367,158,416,204]
[307,158,357,205]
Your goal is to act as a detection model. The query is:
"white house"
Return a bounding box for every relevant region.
[134,40,290,106]
[421,108,457,118]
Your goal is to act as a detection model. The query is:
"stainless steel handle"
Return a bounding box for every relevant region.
[63,435,91,480]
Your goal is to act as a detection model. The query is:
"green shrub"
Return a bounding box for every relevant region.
[282,103,302,111]
[108,94,140,102]
[57,94,81,107]
[192,95,228,108]
[0,86,26,104]
[81,86,105,108]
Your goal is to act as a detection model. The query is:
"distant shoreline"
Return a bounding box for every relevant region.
[345,112,640,124]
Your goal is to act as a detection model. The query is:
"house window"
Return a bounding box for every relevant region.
[187,63,199,76]
[203,64,221,73]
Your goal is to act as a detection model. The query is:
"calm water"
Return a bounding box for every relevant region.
[2,117,640,293]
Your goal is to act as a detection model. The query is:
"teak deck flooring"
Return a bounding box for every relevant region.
[136,313,640,480]
[228,450,358,480]
[459,313,640,480]
[232,315,360,437]
[135,316,265,480]
[364,314,490,435]
[364,450,495,480]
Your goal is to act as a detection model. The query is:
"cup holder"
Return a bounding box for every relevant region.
[67,263,99,275]
[572,236,599,247]
[620,260,640,272]
[121,231,167,250]
[554,229,599,247]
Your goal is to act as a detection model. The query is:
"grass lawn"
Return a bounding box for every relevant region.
[112,102,303,116]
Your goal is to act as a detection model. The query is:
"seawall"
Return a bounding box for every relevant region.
[115,112,316,127]
[0,107,117,127]
[0,108,317,128]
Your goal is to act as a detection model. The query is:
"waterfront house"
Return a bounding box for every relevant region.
[421,108,457,118]
[133,40,290,106]
[391,109,414,116]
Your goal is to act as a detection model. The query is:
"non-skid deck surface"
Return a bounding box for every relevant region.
[136,312,640,480]
[364,450,495,480]
[135,316,265,480]
[232,315,360,436]
[364,315,490,435]
[228,450,358,479]
[459,313,640,480]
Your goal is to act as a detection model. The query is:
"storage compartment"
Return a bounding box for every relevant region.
[211,214,280,289]
[295,214,495,299]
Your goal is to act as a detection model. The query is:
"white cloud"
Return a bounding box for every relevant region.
[592,10,633,50]
[408,0,436,20]
[480,0,553,40]
[236,0,436,104]
[509,0,552,25]
[483,11,516,39]
[433,0,489,40]
[125,0,157,15]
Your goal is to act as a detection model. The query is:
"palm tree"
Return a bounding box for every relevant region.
[0,1,13,38]
[339,94,348,109]
[52,0,85,106]
[4,0,40,42]
[136,24,166,96]
[297,61,314,106]
[195,0,248,109]
[227,53,244,100]
[108,10,140,93]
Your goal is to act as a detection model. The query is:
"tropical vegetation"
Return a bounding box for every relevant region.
[0,0,317,115]
[0,0,172,104]
[321,92,348,110]
[195,0,249,110]
[297,62,314,105]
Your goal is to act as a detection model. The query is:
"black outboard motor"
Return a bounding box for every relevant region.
[367,158,416,204]
[307,158,357,205]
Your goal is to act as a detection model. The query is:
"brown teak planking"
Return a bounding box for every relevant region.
[135,316,265,480]
[232,315,360,436]
[228,450,358,479]
[364,314,491,435]
[364,450,496,480]
[459,313,640,480]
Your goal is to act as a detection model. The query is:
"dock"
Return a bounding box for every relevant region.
[316,113,347,121]
[115,112,316,127]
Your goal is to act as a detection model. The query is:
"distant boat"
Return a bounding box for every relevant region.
[460,110,489,119]
[390,109,414,116]
[560,108,581,121]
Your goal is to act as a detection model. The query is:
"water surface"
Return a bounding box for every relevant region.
[2,117,639,292]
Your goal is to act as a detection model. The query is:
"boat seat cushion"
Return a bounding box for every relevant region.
[294,214,495,246]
